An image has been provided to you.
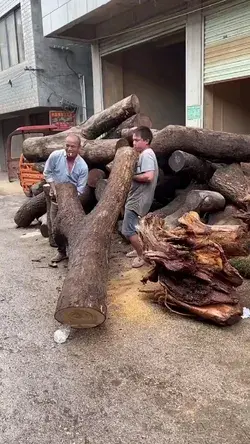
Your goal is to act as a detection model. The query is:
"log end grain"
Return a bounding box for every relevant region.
[55,306,106,328]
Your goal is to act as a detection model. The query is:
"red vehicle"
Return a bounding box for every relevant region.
[6,125,62,196]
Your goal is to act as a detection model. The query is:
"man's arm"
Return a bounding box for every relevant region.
[133,152,156,183]
[133,171,154,183]
[77,164,89,195]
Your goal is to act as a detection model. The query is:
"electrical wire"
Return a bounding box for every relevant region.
[30,71,87,111]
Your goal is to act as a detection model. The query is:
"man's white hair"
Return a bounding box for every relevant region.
[65,132,81,146]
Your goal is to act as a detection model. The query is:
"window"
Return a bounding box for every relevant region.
[0,7,25,72]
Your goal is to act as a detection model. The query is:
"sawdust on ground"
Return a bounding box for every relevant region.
[107,234,163,325]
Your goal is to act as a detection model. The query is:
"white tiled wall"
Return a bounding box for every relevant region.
[41,0,110,35]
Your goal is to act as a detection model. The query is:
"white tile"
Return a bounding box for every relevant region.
[58,0,69,7]
[42,14,52,36]
[68,0,87,23]
[50,3,68,31]
[41,0,59,18]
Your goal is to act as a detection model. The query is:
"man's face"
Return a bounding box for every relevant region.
[65,136,80,159]
[133,133,148,153]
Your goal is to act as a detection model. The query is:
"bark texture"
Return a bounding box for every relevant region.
[209,163,250,208]
[139,212,243,326]
[54,145,137,328]
[23,137,128,165]
[105,113,152,139]
[14,192,46,228]
[151,125,250,162]
[81,94,140,139]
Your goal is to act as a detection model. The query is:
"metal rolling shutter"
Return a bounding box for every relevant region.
[99,14,186,57]
[204,0,250,84]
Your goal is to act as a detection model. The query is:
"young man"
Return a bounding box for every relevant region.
[43,133,88,262]
[122,126,158,268]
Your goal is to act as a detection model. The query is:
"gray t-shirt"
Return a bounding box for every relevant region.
[125,148,159,217]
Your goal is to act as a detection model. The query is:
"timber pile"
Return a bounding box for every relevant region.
[13,93,250,327]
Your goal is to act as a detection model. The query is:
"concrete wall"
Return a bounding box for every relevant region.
[103,41,185,129]
[32,0,94,120]
[204,78,250,134]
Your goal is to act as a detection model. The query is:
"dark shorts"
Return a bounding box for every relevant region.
[122,209,139,238]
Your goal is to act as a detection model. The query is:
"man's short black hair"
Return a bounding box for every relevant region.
[134,126,153,144]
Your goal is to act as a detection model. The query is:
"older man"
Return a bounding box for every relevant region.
[44,133,88,262]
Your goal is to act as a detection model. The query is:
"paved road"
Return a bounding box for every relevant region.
[1,193,250,444]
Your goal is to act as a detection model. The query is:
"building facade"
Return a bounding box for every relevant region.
[40,0,250,137]
[0,0,93,171]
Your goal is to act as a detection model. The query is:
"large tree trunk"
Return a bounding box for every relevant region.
[81,95,140,139]
[164,190,226,228]
[168,150,215,182]
[139,212,243,326]
[151,125,250,162]
[209,163,250,208]
[23,137,128,165]
[54,145,137,328]
[14,192,46,228]
[105,113,152,139]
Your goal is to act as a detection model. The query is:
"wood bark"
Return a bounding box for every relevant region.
[14,192,46,228]
[164,190,226,228]
[168,150,215,182]
[87,169,106,188]
[209,163,250,208]
[139,212,243,326]
[151,125,250,162]
[105,113,152,139]
[95,178,108,202]
[208,205,246,226]
[23,137,128,165]
[81,94,140,139]
[54,145,137,328]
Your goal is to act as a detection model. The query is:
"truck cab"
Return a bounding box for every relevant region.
[6,125,61,196]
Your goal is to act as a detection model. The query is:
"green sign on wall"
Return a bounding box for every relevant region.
[187,105,201,121]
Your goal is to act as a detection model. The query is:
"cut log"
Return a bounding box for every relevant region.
[209,163,250,208]
[121,127,159,146]
[168,150,215,182]
[87,169,106,188]
[95,178,108,202]
[151,125,250,162]
[54,145,137,328]
[164,190,226,228]
[14,192,46,228]
[81,95,140,139]
[208,205,246,226]
[153,183,206,217]
[30,180,46,196]
[32,162,45,173]
[23,137,128,165]
[39,213,49,238]
[105,113,152,139]
[139,212,243,326]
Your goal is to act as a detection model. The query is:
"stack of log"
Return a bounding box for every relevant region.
[14,94,250,328]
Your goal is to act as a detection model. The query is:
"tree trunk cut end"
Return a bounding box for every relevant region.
[55,306,106,328]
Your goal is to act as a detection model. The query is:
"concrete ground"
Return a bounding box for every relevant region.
[1,182,250,444]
